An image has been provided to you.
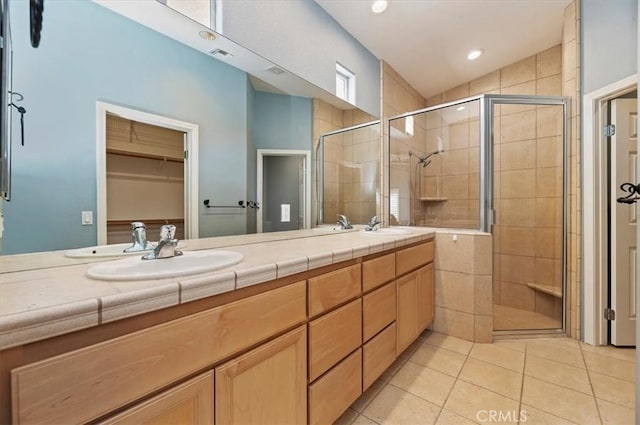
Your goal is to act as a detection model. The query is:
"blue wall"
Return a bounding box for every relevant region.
[581,0,638,93]
[3,1,249,253]
[254,92,313,151]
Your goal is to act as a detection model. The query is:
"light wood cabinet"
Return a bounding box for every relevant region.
[215,326,307,425]
[417,263,435,332]
[363,323,396,391]
[308,263,361,317]
[363,281,396,342]
[309,348,362,425]
[362,253,395,292]
[99,372,214,425]
[396,270,419,354]
[396,240,434,276]
[308,298,362,381]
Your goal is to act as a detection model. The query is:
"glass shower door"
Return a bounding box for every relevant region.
[489,97,566,331]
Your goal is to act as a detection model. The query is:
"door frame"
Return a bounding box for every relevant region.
[583,74,638,345]
[256,149,311,233]
[96,101,199,245]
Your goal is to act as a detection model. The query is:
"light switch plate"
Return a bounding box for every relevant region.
[281,204,290,222]
[82,211,93,225]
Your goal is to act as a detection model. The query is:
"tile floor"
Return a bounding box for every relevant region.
[337,331,636,425]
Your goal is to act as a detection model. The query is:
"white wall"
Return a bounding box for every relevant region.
[221,0,380,117]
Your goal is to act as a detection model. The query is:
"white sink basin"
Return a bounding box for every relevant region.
[65,242,186,259]
[87,250,243,281]
[361,228,413,235]
[311,226,350,233]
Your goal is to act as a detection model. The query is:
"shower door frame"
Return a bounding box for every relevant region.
[385,94,570,334]
[484,94,569,335]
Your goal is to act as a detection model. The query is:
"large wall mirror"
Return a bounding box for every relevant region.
[0,0,381,255]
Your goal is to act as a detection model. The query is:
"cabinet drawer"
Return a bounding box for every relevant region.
[308,299,362,381]
[363,281,396,342]
[308,263,361,317]
[99,372,214,425]
[396,241,434,276]
[11,281,306,425]
[309,348,362,425]
[362,253,395,292]
[363,323,396,391]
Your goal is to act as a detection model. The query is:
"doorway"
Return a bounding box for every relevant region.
[583,74,638,346]
[256,149,311,233]
[96,102,199,245]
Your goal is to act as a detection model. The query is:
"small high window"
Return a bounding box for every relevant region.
[336,63,356,104]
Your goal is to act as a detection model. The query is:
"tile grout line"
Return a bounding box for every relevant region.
[579,342,604,424]
[517,342,527,424]
[431,339,476,424]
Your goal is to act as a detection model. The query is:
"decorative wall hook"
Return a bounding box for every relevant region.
[617,182,640,204]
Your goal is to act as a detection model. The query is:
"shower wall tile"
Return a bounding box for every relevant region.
[500,199,536,227]
[500,254,535,285]
[501,170,536,199]
[536,74,562,96]
[500,110,536,142]
[500,281,536,311]
[536,45,562,78]
[500,55,536,88]
[469,71,500,95]
[500,227,536,257]
[501,81,536,97]
[501,140,536,170]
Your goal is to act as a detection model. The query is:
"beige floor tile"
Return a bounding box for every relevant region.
[379,356,408,382]
[589,371,635,409]
[526,339,585,368]
[492,339,526,352]
[458,357,522,400]
[352,414,379,425]
[597,398,636,425]
[444,380,520,424]
[362,384,440,425]
[423,331,474,355]
[399,335,426,360]
[390,360,456,406]
[580,342,636,363]
[525,354,592,394]
[434,409,476,425]
[522,376,600,424]
[469,343,525,372]
[583,350,636,382]
[335,408,359,425]
[409,342,467,377]
[352,378,387,413]
[519,404,578,425]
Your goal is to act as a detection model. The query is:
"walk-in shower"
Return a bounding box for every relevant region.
[388,94,568,333]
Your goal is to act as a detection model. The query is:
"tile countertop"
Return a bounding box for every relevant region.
[0,227,439,351]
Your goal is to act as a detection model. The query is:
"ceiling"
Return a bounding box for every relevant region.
[314,0,571,99]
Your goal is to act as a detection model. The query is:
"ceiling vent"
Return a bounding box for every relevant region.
[266,66,286,75]
[210,49,232,58]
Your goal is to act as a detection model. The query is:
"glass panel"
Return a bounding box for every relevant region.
[321,122,380,224]
[388,99,481,228]
[492,102,564,331]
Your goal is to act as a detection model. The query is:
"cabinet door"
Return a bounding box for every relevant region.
[99,372,213,425]
[215,326,307,425]
[417,263,435,332]
[396,271,419,354]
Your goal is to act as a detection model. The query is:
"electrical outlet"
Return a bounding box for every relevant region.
[281,204,290,222]
[82,211,93,225]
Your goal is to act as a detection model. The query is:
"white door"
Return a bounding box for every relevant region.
[611,98,638,346]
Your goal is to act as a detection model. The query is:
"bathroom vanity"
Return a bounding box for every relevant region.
[0,229,435,424]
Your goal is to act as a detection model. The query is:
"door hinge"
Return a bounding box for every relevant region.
[183,150,188,159]
[603,125,616,137]
[604,308,616,321]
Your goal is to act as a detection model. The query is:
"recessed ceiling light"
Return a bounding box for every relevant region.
[371,0,388,14]
[467,49,484,60]
[456,106,466,111]
[199,30,216,41]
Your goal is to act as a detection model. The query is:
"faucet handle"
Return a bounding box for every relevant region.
[131,221,146,230]
[159,224,176,240]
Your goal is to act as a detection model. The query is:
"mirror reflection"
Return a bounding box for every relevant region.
[0,0,379,255]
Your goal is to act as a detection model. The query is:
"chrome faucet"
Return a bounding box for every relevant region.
[337,214,353,230]
[365,216,382,231]
[123,222,154,253]
[142,224,183,260]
